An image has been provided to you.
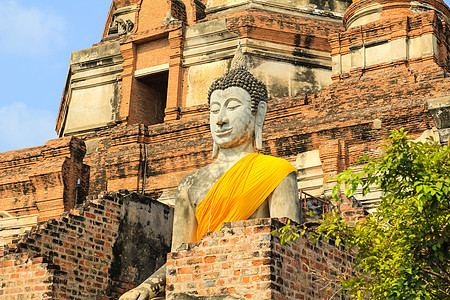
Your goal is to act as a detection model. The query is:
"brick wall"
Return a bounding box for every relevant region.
[344,0,450,27]
[221,9,343,52]
[108,191,173,298]
[135,39,170,71]
[172,0,187,23]
[194,0,206,21]
[0,254,57,299]
[166,218,354,299]
[131,75,168,126]
[0,191,173,299]
[119,24,183,125]
[0,192,121,298]
[0,137,89,223]
[332,10,450,79]
[138,0,171,32]
[112,0,142,8]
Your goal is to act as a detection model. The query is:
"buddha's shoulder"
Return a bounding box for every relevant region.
[177,163,217,191]
[258,154,296,169]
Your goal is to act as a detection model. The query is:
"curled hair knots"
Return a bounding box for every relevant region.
[208,67,268,114]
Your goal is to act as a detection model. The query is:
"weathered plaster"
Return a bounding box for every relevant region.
[60,42,123,136]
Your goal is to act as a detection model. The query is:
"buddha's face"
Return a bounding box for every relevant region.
[210,86,255,149]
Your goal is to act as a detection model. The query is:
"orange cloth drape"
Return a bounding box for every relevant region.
[195,153,296,241]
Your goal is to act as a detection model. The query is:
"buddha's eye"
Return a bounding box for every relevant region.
[210,103,220,114]
[227,99,241,110]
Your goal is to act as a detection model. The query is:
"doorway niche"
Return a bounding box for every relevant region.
[134,71,168,125]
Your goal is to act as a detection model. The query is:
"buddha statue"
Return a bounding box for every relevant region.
[119,49,301,300]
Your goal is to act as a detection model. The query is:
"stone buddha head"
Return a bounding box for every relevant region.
[208,66,268,158]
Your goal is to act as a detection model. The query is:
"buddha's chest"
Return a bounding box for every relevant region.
[188,162,234,209]
[186,158,271,220]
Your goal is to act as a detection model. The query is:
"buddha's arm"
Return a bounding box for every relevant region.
[119,265,165,300]
[171,179,198,251]
[119,180,197,300]
[269,171,301,223]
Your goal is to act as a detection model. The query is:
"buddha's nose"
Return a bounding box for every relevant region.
[217,113,229,126]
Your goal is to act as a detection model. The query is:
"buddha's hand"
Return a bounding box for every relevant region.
[119,286,150,300]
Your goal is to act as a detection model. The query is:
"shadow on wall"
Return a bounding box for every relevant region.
[107,191,174,298]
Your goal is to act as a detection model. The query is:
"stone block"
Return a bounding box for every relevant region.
[421,33,439,58]
[391,38,407,62]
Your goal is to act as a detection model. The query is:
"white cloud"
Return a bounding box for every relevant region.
[0,0,66,56]
[0,102,57,152]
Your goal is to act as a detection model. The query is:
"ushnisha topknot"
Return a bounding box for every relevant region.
[207,67,268,114]
[207,44,268,114]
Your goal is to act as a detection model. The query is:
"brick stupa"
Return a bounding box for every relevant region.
[0,0,449,298]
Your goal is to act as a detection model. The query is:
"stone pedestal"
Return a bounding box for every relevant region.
[166,218,354,299]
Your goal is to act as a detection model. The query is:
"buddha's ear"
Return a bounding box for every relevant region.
[255,101,267,150]
[212,141,219,159]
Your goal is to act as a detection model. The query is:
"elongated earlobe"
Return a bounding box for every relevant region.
[255,125,263,150]
[212,141,219,159]
[255,101,267,151]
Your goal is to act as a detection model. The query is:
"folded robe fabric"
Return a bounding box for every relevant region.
[195,153,296,241]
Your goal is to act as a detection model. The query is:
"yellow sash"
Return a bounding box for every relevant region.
[195,153,296,241]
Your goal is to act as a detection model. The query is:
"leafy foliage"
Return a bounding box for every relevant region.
[279,129,450,299]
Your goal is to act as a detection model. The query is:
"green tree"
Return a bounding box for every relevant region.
[279,129,450,299]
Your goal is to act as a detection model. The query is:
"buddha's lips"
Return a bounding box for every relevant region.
[215,129,232,137]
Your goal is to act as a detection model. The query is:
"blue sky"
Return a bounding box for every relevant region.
[0,0,111,152]
[0,0,449,153]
